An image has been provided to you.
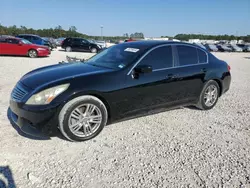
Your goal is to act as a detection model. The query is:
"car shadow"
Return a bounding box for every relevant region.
[7,108,50,141]
[244,57,250,59]
[0,166,16,188]
[109,105,186,125]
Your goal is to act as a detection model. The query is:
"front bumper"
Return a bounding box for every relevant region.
[9,100,59,138]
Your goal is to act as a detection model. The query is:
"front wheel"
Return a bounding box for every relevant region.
[58,96,108,142]
[28,49,38,58]
[196,80,220,110]
[91,48,97,53]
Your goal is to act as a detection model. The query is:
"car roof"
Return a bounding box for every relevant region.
[0,36,21,40]
[117,40,205,50]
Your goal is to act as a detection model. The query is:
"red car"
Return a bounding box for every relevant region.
[124,38,136,42]
[0,36,50,58]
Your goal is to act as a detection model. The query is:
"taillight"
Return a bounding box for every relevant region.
[228,65,231,71]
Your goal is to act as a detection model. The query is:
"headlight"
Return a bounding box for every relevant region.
[97,45,102,48]
[37,48,47,51]
[26,84,70,105]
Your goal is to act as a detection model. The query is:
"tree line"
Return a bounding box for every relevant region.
[0,24,249,42]
[0,24,127,41]
[123,32,144,39]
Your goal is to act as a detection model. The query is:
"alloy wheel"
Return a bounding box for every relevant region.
[203,85,218,107]
[29,50,37,58]
[68,104,102,138]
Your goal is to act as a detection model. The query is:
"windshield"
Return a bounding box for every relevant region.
[86,44,145,69]
[21,39,32,44]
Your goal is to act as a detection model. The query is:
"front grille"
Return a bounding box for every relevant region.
[11,83,28,102]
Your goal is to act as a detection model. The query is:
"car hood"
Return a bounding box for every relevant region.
[20,63,112,89]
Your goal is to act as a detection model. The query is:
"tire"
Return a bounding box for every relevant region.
[196,80,220,110]
[58,95,108,142]
[28,49,38,58]
[91,48,97,53]
[65,46,72,52]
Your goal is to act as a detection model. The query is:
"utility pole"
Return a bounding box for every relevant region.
[100,25,103,40]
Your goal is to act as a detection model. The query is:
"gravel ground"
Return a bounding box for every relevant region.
[0,49,250,188]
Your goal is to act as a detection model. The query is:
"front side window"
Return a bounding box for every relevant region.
[73,38,82,45]
[81,39,88,43]
[176,45,198,66]
[139,46,173,70]
[197,49,207,63]
[21,39,32,44]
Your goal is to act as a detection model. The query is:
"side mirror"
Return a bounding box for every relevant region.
[132,65,152,79]
[134,65,152,74]
[18,41,23,46]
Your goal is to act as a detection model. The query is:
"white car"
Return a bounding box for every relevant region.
[231,44,243,52]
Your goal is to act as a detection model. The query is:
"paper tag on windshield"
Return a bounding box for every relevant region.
[124,48,139,53]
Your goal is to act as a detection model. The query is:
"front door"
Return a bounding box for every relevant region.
[112,45,182,117]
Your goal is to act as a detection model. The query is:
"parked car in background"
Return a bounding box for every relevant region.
[16,34,53,50]
[42,37,57,49]
[230,44,243,52]
[8,41,231,141]
[61,37,102,53]
[240,44,250,52]
[194,43,206,49]
[204,44,218,52]
[95,40,107,49]
[124,38,136,42]
[56,37,66,46]
[86,39,107,49]
[216,44,232,52]
[0,36,50,58]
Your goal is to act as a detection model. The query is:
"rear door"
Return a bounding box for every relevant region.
[0,38,8,54]
[5,38,21,55]
[172,44,209,102]
[80,39,91,51]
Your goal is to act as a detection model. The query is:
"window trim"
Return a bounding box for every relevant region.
[127,43,208,75]
[127,44,174,75]
[174,44,208,67]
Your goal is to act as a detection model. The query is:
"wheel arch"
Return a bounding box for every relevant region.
[63,91,112,122]
[213,79,223,96]
[27,48,38,57]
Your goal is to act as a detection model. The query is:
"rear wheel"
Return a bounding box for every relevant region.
[65,46,72,52]
[196,80,220,110]
[58,95,108,142]
[28,49,38,58]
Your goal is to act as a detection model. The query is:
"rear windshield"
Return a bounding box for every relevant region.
[86,43,148,70]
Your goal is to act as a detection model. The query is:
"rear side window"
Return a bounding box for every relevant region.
[0,38,6,43]
[7,39,19,44]
[177,45,198,66]
[197,49,207,63]
[140,46,173,70]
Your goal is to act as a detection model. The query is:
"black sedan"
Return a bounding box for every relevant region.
[61,37,102,53]
[8,41,231,141]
